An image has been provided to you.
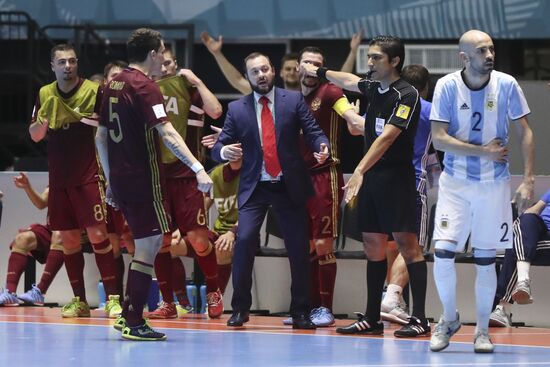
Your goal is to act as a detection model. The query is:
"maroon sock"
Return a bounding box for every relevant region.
[196,250,219,293]
[93,244,118,297]
[171,257,190,306]
[6,252,28,293]
[125,260,153,327]
[64,251,86,301]
[318,253,337,310]
[217,263,232,295]
[115,255,125,299]
[154,251,174,303]
[37,249,64,294]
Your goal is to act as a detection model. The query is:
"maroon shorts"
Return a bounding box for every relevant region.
[23,224,52,264]
[305,167,344,239]
[166,177,208,234]
[48,181,106,231]
[106,205,126,236]
[117,199,171,240]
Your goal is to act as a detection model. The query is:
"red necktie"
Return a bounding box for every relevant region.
[259,96,281,177]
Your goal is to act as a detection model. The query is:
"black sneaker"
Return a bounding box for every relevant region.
[121,323,167,341]
[394,315,431,338]
[336,313,384,335]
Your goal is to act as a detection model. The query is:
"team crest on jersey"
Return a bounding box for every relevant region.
[440,215,450,229]
[310,98,322,111]
[395,104,410,119]
[486,93,496,112]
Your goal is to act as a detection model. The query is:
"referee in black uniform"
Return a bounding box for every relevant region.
[302,35,430,337]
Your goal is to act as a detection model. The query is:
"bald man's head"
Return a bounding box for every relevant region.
[458,29,495,76]
[459,29,492,53]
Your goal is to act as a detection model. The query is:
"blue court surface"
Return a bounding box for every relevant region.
[2,312,550,367]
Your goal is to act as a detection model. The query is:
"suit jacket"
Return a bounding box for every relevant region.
[212,87,329,207]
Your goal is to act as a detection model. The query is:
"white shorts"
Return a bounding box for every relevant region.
[433,172,513,251]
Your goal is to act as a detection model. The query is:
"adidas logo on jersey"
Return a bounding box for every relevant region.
[460,103,470,110]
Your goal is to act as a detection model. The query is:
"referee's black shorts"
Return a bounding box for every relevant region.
[358,164,417,234]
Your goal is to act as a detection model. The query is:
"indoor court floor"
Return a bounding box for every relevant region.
[1,307,550,366]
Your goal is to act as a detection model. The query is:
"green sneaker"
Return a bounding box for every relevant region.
[121,323,167,341]
[176,304,194,317]
[61,296,91,318]
[105,295,123,319]
[114,316,127,331]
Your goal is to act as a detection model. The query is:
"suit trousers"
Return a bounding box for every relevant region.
[231,180,311,317]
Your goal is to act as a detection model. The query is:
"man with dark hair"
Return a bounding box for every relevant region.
[279,46,362,327]
[146,45,224,320]
[201,31,365,95]
[379,64,435,324]
[103,60,128,82]
[28,43,121,319]
[212,51,329,329]
[303,35,430,338]
[96,27,212,341]
[200,31,300,94]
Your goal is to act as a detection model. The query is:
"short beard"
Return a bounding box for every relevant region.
[472,64,493,75]
[250,80,274,94]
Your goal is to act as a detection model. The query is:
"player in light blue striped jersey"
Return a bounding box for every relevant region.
[429,29,535,354]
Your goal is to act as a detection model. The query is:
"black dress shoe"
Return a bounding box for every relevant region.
[292,314,316,329]
[227,311,250,327]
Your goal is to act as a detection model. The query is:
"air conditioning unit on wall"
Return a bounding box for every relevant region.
[356,44,461,75]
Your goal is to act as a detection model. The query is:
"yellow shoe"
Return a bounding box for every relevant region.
[176,304,194,317]
[61,296,91,318]
[105,295,123,319]
[114,316,126,331]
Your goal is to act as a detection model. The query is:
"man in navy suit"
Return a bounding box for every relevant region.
[212,52,330,329]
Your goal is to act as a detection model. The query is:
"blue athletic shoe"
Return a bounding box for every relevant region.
[18,284,45,306]
[0,288,21,306]
[282,316,293,325]
[310,307,335,327]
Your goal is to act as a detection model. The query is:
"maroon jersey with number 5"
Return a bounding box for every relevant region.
[99,67,169,202]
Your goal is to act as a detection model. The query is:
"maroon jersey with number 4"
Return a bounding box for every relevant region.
[99,68,168,202]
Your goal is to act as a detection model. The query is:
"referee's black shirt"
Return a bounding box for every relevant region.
[358,78,420,170]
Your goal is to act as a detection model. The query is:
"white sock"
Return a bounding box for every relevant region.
[382,284,402,308]
[475,263,497,332]
[516,261,531,282]
[433,256,457,322]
